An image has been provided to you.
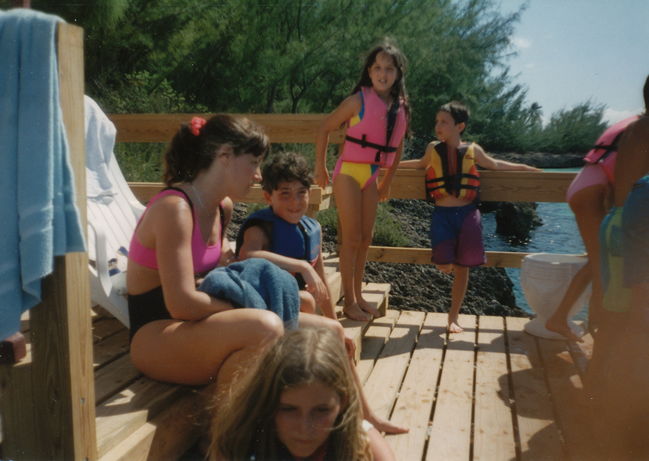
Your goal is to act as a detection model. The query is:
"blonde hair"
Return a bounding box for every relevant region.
[209,327,372,460]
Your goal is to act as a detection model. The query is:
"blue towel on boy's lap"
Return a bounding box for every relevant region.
[198,258,300,329]
[0,10,86,341]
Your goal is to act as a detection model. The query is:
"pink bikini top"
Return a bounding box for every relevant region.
[128,188,223,274]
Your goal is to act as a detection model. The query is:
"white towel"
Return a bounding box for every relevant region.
[84,95,116,202]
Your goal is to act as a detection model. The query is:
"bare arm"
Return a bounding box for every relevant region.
[238,226,330,305]
[367,426,397,461]
[613,117,649,206]
[218,197,236,266]
[474,144,541,171]
[314,94,361,187]
[399,142,434,169]
[314,253,336,319]
[377,139,405,201]
[154,198,233,320]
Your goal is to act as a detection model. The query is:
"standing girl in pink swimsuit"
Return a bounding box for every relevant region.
[545,115,639,340]
[315,41,410,321]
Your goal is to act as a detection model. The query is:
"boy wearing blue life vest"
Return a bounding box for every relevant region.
[400,101,540,333]
[236,152,337,320]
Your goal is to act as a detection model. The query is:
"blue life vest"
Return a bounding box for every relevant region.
[236,207,321,266]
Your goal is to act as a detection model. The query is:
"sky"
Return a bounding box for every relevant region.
[496,0,649,125]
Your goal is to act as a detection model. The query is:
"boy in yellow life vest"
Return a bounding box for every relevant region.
[400,101,540,333]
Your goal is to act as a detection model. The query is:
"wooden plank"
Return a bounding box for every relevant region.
[385,313,446,460]
[92,317,126,343]
[566,330,594,379]
[537,336,600,460]
[473,315,516,461]
[98,392,201,461]
[95,379,192,458]
[505,316,563,460]
[366,246,532,268]
[128,182,331,206]
[363,282,390,317]
[426,314,476,461]
[386,169,575,202]
[1,23,98,461]
[109,113,345,144]
[357,310,399,384]
[94,354,141,405]
[363,311,425,421]
[93,329,130,369]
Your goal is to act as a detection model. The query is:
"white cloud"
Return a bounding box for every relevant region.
[603,107,642,125]
[511,36,532,50]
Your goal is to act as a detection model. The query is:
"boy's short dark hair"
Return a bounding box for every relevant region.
[439,101,470,129]
[261,152,313,193]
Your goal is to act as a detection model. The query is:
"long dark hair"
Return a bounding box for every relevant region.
[351,40,411,126]
[642,75,649,115]
[163,114,269,186]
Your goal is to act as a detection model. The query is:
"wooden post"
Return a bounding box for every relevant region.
[0,23,97,461]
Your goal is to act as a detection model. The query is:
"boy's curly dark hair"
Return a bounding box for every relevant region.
[261,152,312,193]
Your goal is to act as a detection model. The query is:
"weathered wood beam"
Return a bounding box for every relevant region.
[109,113,344,144]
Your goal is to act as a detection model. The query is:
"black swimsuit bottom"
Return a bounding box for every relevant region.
[128,286,171,340]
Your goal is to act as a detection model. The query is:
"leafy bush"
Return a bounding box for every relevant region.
[317,203,412,248]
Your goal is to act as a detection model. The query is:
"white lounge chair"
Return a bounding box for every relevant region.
[85,96,145,327]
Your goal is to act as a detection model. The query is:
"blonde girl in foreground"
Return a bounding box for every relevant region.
[209,327,396,461]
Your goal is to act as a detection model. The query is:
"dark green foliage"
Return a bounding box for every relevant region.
[23,0,608,157]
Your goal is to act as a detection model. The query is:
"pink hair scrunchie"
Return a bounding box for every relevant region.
[190,116,207,136]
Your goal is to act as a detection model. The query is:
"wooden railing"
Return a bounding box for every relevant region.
[109,114,578,269]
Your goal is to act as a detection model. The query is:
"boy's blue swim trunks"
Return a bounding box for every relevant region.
[430,203,486,267]
[622,174,649,287]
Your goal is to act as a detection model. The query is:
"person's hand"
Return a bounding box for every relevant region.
[365,410,409,434]
[219,239,236,266]
[343,330,356,360]
[377,181,391,202]
[314,164,330,188]
[301,263,329,305]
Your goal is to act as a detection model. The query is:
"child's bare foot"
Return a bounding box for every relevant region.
[447,320,464,334]
[435,263,453,274]
[545,317,583,342]
[367,413,409,434]
[357,297,380,317]
[343,303,372,321]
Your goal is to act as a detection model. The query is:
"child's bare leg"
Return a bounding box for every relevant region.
[353,182,380,317]
[570,184,609,330]
[545,262,590,341]
[448,265,469,333]
[299,290,316,314]
[334,175,371,321]
[435,263,453,274]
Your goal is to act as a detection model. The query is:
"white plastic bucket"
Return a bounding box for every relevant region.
[521,253,590,339]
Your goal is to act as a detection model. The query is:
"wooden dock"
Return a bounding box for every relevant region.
[360,310,598,461]
[77,307,597,461]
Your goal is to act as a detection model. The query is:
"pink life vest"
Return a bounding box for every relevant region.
[583,115,639,184]
[340,86,407,167]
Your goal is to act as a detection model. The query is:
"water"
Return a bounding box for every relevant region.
[481,168,586,315]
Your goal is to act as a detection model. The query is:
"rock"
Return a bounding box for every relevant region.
[494,202,542,242]
[230,199,528,318]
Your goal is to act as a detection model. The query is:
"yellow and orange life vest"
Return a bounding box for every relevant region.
[425,142,480,202]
